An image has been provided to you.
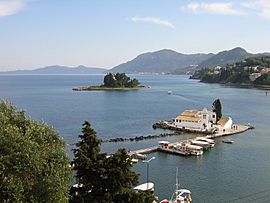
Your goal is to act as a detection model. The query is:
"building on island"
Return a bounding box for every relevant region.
[174,108,233,132]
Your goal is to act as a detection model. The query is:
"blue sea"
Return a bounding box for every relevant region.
[1,74,270,202]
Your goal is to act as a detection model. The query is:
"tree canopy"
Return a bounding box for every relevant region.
[0,101,71,203]
[191,56,270,85]
[103,73,140,88]
[212,99,222,122]
[70,121,156,203]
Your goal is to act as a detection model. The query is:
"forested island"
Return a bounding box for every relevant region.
[73,72,144,91]
[190,56,270,86]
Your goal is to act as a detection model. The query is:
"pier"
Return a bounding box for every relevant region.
[129,123,253,158]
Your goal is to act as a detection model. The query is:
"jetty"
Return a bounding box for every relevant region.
[129,123,253,158]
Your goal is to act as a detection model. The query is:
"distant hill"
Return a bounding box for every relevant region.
[0,65,106,75]
[196,47,252,69]
[111,49,214,74]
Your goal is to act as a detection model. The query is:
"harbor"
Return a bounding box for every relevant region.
[129,123,253,158]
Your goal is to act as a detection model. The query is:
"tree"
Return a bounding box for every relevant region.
[212,99,222,122]
[104,73,117,87]
[70,121,106,203]
[103,73,140,88]
[70,122,156,203]
[0,101,71,203]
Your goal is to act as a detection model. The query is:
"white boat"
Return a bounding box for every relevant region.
[191,140,211,150]
[160,168,192,203]
[195,137,215,147]
[134,182,155,192]
[186,144,203,156]
[131,158,139,163]
[168,91,172,95]
[135,153,147,160]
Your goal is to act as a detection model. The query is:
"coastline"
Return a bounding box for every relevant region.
[190,78,270,90]
[72,85,145,91]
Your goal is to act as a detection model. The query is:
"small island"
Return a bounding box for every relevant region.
[73,72,144,91]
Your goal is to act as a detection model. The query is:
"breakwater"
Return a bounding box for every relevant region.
[102,132,182,143]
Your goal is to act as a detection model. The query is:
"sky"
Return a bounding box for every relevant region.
[0,0,270,71]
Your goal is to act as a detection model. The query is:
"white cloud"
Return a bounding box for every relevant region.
[182,2,246,16]
[260,8,270,19]
[241,0,270,20]
[0,0,28,17]
[131,16,175,29]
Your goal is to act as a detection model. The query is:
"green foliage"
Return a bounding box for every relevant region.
[254,73,270,85]
[212,99,222,122]
[103,73,140,88]
[0,101,71,203]
[71,121,156,203]
[192,56,270,85]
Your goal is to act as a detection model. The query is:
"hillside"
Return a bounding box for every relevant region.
[111,49,214,73]
[191,56,270,86]
[196,47,252,69]
[0,65,106,75]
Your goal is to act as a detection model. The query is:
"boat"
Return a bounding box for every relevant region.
[158,141,170,149]
[131,158,139,163]
[186,144,203,156]
[191,140,211,150]
[222,139,234,144]
[168,91,172,95]
[195,137,215,147]
[135,153,147,160]
[160,168,192,203]
[158,141,190,156]
[134,182,155,192]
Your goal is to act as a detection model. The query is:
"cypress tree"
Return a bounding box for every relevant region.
[212,99,222,122]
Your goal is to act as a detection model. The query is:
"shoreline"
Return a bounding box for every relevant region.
[72,85,145,91]
[191,78,270,90]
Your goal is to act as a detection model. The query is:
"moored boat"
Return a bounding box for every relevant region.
[191,140,211,151]
[160,168,192,203]
[195,137,215,147]
[222,139,234,144]
[186,144,203,156]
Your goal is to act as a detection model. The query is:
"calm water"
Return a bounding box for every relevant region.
[1,74,270,202]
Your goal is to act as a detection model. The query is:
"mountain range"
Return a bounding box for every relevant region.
[0,65,106,75]
[1,47,269,75]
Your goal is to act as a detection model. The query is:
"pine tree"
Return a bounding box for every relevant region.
[70,121,156,203]
[71,121,106,202]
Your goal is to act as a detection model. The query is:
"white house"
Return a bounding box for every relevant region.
[174,108,233,132]
[174,108,216,131]
[214,117,233,132]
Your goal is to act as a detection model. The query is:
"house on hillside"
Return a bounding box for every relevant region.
[174,108,233,132]
[249,73,261,82]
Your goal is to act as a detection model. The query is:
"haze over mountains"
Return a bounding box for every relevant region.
[1,47,269,75]
[0,65,106,75]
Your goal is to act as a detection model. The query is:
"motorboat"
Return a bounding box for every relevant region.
[134,182,155,192]
[222,139,234,144]
[191,140,211,150]
[131,158,139,163]
[195,137,215,147]
[160,168,192,203]
[158,141,170,149]
[186,144,203,156]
